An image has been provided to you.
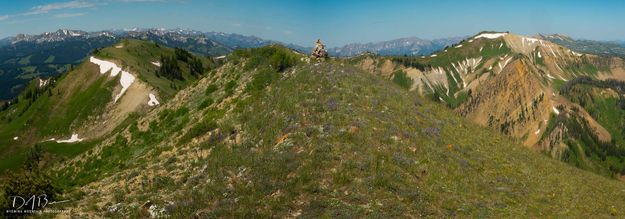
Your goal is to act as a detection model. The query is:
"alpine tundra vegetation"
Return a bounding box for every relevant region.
[1,0,625,218]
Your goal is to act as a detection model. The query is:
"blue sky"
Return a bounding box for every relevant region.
[0,0,624,47]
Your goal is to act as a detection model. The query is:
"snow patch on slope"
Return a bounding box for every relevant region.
[151,61,161,67]
[56,134,83,143]
[548,45,557,57]
[39,78,50,87]
[498,55,513,71]
[432,67,446,75]
[474,33,508,39]
[116,72,135,102]
[91,56,122,76]
[148,93,160,106]
[90,56,136,103]
[451,57,481,87]
[520,37,543,51]
[524,37,540,44]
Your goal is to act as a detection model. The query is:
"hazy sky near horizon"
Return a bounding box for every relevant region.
[0,0,624,47]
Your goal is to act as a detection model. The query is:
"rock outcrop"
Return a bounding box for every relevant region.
[311,39,328,58]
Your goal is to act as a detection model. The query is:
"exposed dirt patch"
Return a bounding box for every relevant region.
[379,59,396,77]
[403,67,424,91]
[599,62,625,81]
[458,59,552,147]
[358,57,376,73]
[81,79,153,139]
[554,96,612,143]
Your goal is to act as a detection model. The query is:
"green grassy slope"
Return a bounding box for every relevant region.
[0,39,216,172]
[94,39,217,97]
[0,36,118,100]
[0,63,116,170]
[39,46,625,218]
[558,78,625,177]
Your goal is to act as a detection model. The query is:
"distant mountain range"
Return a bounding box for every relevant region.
[0,28,254,55]
[0,28,270,100]
[539,34,625,58]
[1,28,623,101]
[327,36,465,57]
[0,28,463,100]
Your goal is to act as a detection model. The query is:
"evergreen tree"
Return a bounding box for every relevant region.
[159,55,183,80]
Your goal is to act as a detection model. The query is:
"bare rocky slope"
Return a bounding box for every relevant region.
[350,31,625,177]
